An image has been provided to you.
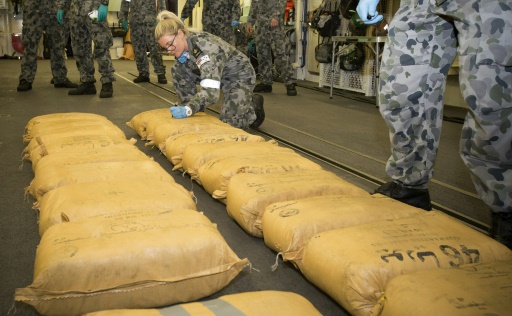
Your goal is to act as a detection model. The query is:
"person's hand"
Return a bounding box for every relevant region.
[57,10,64,25]
[246,24,253,34]
[231,20,240,27]
[356,0,383,25]
[122,20,129,31]
[98,4,109,22]
[270,17,278,28]
[170,106,192,119]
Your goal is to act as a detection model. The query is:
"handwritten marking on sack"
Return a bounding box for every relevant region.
[379,245,480,268]
[236,165,304,174]
[279,209,300,217]
[201,135,249,143]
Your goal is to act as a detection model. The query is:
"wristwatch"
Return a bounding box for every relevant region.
[185,106,193,117]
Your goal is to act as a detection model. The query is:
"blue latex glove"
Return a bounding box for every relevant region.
[170,106,191,119]
[98,4,109,22]
[57,10,64,25]
[231,20,240,27]
[122,20,129,31]
[356,0,383,25]
[180,17,185,22]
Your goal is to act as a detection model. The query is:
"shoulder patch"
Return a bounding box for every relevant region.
[196,55,211,68]
[192,47,202,58]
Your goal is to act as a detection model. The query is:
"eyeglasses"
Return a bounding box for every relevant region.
[161,35,177,53]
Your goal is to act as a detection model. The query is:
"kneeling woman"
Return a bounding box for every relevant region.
[155,11,264,129]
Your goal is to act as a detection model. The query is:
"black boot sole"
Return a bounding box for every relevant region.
[68,88,96,95]
[373,181,432,211]
[133,77,150,83]
[254,88,272,93]
[253,84,272,93]
[99,91,113,98]
[17,86,32,92]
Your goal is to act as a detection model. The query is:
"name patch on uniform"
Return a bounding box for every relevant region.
[196,55,210,68]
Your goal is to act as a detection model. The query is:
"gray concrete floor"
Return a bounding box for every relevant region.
[0,58,487,315]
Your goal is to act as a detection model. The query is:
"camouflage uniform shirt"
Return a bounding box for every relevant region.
[171,32,257,129]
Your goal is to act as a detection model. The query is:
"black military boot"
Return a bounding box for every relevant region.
[54,78,79,88]
[17,79,32,92]
[286,83,297,96]
[157,74,167,84]
[250,94,265,128]
[133,75,150,83]
[253,83,272,93]
[68,82,96,95]
[99,82,113,98]
[491,212,512,249]
[372,181,432,211]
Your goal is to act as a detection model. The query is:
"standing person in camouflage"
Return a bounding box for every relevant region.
[56,0,116,98]
[119,0,167,84]
[246,0,297,96]
[357,0,512,247]
[180,0,241,46]
[154,10,265,129]
[16,0,78,92]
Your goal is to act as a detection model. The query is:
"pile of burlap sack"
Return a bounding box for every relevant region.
[15,112,324,316]
[15,109,512,315]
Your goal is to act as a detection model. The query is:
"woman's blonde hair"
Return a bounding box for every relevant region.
[155,10,189,41]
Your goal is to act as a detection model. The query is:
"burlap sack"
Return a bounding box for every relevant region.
[28,148,151,173]
[144,116,179,142]
[379,260,512,316]
[198,152,324,201]
[146,113,232,146]
[24,135,137,167]
[26,113,109,137]
[179,140,282,175]
[28,160,175,200]
[226,170,369,238]
[162,129,266,161]
[35,180,197,236]
[24,130,129,155]
[126,108,171,140]
[23,121,125,143]
[84,291,322,316]
[15,210,250,316]
[300,211,512,316]
[262,194,423,269]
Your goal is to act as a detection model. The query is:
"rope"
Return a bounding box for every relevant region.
[270,252,283,272]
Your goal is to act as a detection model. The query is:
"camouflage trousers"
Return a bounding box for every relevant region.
[254,22,295,86]
[171,66,257,129]
[379,0,512,213]
[69,15,115,84]
[130,21,165,77]
[19,11,70,84]
[202,18,236,46]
